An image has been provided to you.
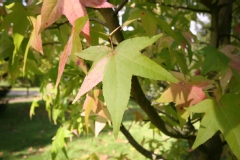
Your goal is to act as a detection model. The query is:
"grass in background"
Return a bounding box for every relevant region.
[0,100,190,160]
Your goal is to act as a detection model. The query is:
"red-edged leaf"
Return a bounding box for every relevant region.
[221,45,240,74]
[72,57,109,103]
[56,16,87,87]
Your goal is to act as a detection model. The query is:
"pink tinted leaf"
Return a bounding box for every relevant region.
[72,57,109,103]
[157,73,211,126]
[40,0,115,41]
[56,16,87,87]
[221,45,240,74]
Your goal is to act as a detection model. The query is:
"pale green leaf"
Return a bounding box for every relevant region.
[118,51,178,83]
[116,34,162,53]
[187,95,240,159]
[186,99,218,149]
[51,127,72,160]
[75,46,111,61]
[29,99,39,119]
[103,55,132,138]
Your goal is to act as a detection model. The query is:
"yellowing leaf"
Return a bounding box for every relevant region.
[186,94,240,159]
[23,15,43,74]
[82,94,96,133]
[81,89,110,137]
[29,15,43,54]
[74,34,178,137]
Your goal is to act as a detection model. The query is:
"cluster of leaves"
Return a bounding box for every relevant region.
[1,0,240,159]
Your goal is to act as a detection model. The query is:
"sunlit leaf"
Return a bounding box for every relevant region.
[74,34,178,137]
[187,94,240,159]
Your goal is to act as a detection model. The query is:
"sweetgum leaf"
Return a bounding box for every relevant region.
[157,73,210,126]
[187,94,240,159]
[74,34,178,137]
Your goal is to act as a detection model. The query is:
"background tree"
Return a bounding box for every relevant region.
[0,0,240,159]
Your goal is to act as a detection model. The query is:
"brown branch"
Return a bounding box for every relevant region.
[120,124,165,160]
[45,21,69,30]
[160,2,210,13]
[147,1,210,13]
[219,34,240,42]
[156,108,179,124]
[114,0,129,15]
[42,42,60,46]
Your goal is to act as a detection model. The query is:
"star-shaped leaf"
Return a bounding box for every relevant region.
[186,94,240,159]
[157,72,211,126]
[40,0,115,40]
[73,34,178,137]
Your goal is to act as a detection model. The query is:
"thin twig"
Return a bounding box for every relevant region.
[156,109,179,124]
[114,0,128,15]
[42,42,60,46]
[120,124,166,160]
[220,34,240,42]
[46,21,69,30]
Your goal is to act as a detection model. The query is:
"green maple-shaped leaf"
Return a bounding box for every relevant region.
[186,94,240,159]
[73,34,178,137]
